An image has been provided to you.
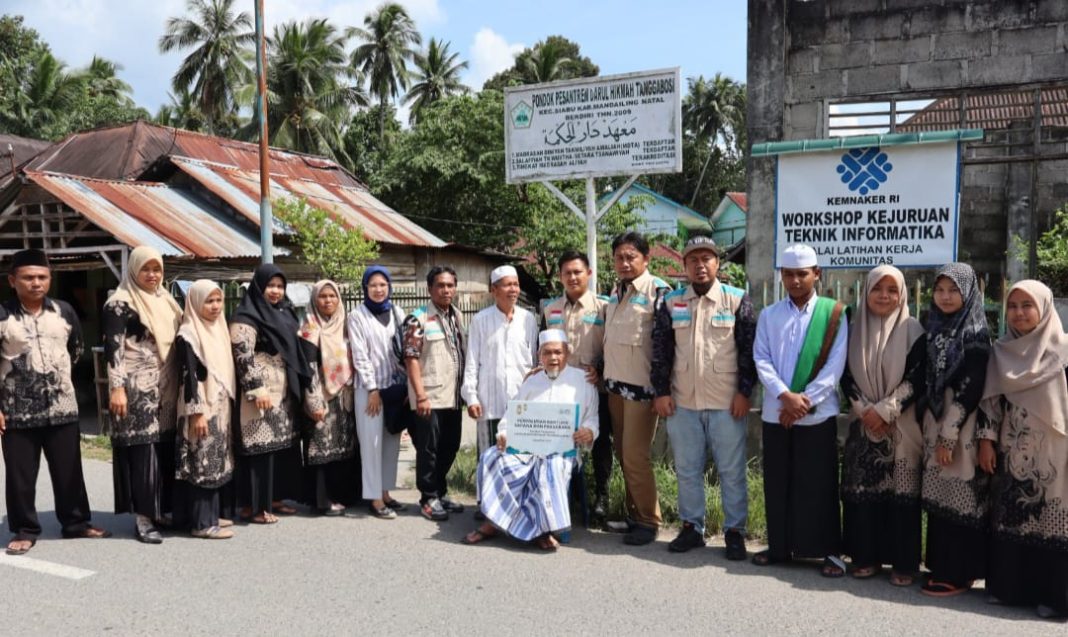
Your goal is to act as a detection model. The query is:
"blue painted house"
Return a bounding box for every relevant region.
[600,183,712,238]
[710,192,747,249]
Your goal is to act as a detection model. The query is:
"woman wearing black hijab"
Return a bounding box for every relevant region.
[230,264,316,524]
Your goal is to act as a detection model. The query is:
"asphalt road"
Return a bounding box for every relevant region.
[0,454,1063,636]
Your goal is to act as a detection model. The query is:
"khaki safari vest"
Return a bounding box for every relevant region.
[541,289,609,372]
[604,269,670,390]
[665,281,745,411]
[407,303,465,410]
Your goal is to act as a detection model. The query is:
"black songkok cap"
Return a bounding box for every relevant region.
[10,249,50,273]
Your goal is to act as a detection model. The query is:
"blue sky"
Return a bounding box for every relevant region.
[8,0,747,115]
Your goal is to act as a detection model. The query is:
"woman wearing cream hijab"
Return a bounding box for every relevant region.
[299,280,356,516]
[840,265,925,587]
[982,280,1068,620]
[173,280,236,539]
[103,246,183,544]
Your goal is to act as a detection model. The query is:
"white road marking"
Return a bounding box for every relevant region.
[0,553,96,580]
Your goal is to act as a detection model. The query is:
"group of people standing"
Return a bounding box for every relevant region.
[1,246,411,551]
[752,244,1067,621]
[1,234,1065,620]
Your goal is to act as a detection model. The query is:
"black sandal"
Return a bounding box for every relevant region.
[5,538,35,555]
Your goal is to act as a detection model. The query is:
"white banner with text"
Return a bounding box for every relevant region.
[504,68,682,183]
[775,141,961,268]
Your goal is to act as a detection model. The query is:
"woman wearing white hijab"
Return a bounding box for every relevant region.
[173,280,236,539]
[104,246,183,544]
[300,280,356,516]
[982,280,1068,620]
[840,265,925,586]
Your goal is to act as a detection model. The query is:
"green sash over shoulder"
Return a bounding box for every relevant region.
[789,296,843,393]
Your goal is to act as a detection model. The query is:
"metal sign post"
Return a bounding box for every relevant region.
[504,68,683,292]
[539,175,639,290]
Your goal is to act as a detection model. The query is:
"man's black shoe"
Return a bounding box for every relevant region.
[724,529,747,561]
[667,522,706,553]
[623,524,658,546]
[592,495,608,519]
[440,497,465,513]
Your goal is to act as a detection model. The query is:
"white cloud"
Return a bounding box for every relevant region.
[267,0,444,34]
[466,27,523,90]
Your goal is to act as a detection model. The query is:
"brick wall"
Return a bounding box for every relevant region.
[748,0,1068,294]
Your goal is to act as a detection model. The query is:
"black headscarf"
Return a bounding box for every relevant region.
[921,262,991,420]
[231,264,312,402]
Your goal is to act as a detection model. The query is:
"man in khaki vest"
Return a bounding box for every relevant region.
[541,250,612,517]
[403,266,466,522]
[652,236,757,560]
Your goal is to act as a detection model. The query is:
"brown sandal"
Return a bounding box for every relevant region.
[852,565,880,579]
[272,502,297,515]
[462,524,498,545]
[250,512,279,525]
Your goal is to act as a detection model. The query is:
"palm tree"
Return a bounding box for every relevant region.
[239,19,366,163]
[82,56,133,103]
[0,50,85,139]
[158,0,254,134]
[521,39,572,84]
[155,88,207,131]
[348,2,421,141]
[403,38,468,124]
[683,73,742,208]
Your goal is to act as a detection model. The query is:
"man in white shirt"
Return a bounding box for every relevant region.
[462,265,539,454]
[462,329,598,550]
[752,244,848,578]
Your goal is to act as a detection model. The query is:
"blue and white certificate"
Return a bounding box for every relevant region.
[505,400,578,457]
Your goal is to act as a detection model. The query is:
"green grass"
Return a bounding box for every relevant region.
[447,446,768,541]
[80,434,113,462]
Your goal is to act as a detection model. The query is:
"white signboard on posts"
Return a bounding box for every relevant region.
[504,68,683,184]
[775,140,961,269]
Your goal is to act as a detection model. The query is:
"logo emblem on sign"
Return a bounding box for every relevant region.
[836,147,893,195]
[510,101,533,129]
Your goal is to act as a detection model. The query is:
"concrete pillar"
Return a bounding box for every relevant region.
[746,0,787,302]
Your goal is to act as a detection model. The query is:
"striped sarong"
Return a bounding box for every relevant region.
[476,446,575,542]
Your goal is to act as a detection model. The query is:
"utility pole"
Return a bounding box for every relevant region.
[254,0,273,263]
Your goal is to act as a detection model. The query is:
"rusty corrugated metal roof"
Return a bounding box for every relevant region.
[171,156,447,248]
[25,170,286,259]
[26,120,363,186]
[898,87,1068,132]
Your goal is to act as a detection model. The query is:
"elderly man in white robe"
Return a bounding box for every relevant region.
[462,329,598,550]
[462,265,539,453]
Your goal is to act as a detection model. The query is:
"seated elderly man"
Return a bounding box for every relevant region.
[462,329,598,550]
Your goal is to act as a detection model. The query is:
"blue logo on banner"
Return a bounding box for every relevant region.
[836,147,893,195]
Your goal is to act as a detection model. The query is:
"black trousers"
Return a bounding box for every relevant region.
[242,452,276,514]
[2,422,92,540]
[987,536,1068,615]
[175,482,220,531]
[925,511,988,585]
[762,418,841,559]
[409,408,462,504]
[842,500,922,574]
[591,393,613,497]
[112,440,175,519]
[310,461,351,510]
